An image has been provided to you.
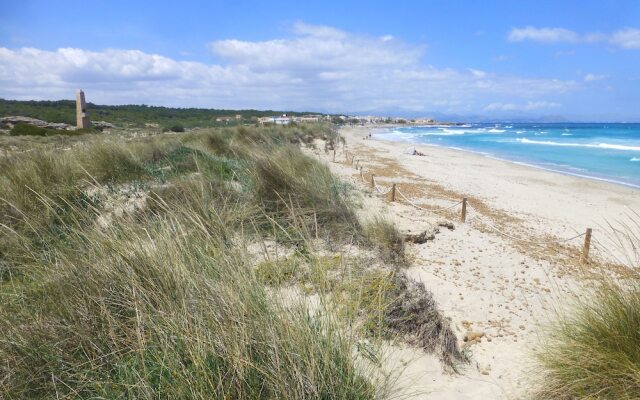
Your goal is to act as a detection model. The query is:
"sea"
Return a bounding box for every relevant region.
[373,123,640,189]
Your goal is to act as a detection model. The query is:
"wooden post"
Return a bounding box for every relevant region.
[370,174,375,189]
[581,228,592,264]
[461,197,467,223]
[355,159,359,169]
[388,183,396,202]
[360,166,363,179]
[333,149,336,162]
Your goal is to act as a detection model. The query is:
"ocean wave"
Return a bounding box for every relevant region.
[435,128,473,135]
[487,128,506,133]
[517,138,640,152]
[561,133,573,136]
[631,157,640,162]
[437,128,466,134]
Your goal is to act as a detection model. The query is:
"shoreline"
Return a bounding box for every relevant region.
[340,126,640,244]
[370,125,640,190]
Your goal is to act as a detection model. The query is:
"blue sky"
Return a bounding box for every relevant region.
[1,0,639,120]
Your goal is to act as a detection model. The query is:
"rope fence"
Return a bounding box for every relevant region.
[337,145,594,264]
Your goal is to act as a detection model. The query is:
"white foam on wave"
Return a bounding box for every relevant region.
[487,128,506,133]
[561,133,573,136]
[631,157,640,162]
[517,138,640,152]
[435,128,469,135]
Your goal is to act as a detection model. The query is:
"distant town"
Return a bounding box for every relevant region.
[255,114,444,125]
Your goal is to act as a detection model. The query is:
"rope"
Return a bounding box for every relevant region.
[466,204,586,245]
[371,176,392,195]
[395,187,463,213]
[334,145,588,248]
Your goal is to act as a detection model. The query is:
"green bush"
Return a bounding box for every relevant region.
[10,124,48,136]
[9,123,82,137]
[168,124,185,132]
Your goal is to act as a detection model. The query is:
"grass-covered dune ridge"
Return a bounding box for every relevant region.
[0,123,464,398]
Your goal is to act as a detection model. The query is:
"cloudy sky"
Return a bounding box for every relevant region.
[1,0,639,120]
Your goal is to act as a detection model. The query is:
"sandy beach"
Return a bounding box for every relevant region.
[313,126,640,399]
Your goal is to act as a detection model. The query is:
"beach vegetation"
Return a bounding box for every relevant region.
[9,123,83,137]
[364,216,406,266]
[534,219,640,399]
[0,123,464,397]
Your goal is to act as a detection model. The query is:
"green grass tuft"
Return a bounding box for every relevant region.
[364,217,406,266]
[534,281,640,399]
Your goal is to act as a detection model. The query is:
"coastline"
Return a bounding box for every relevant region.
[343,126,640,241]
[371,124,640,190]
[316,126,640,398]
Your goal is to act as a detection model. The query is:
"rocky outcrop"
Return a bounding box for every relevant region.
[0,116,116,131]
[91,120,115,129]
[0,116,72,130]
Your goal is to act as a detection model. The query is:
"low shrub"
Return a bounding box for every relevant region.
[10,124,48,136]
[9,123,84,137]
[168,124,185,132]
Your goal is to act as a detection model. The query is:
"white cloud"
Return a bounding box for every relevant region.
[555,49,576,57]
[0,23,579,113]
[508,26,640,50]
[584,73,607,81]
[508,27,579,43]
[610,28,640,49]
[468,68,487,78]
[484,101,560,112]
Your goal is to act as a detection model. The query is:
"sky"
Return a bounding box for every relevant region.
[1,0,639,121]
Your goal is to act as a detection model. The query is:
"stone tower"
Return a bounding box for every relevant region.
[75,89,91,129]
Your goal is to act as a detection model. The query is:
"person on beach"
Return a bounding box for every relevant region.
[403,146,425,156]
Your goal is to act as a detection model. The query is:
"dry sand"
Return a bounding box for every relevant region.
[312,126,640,399]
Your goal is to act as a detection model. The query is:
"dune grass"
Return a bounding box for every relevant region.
[0,125,386,398]
[0,124,462,397]
[534,220,640,399]
[0,205,377,399]
[364,217,406,266]
[535,283,640,399]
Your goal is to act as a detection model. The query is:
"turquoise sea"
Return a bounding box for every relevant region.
[374,123,640,189]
